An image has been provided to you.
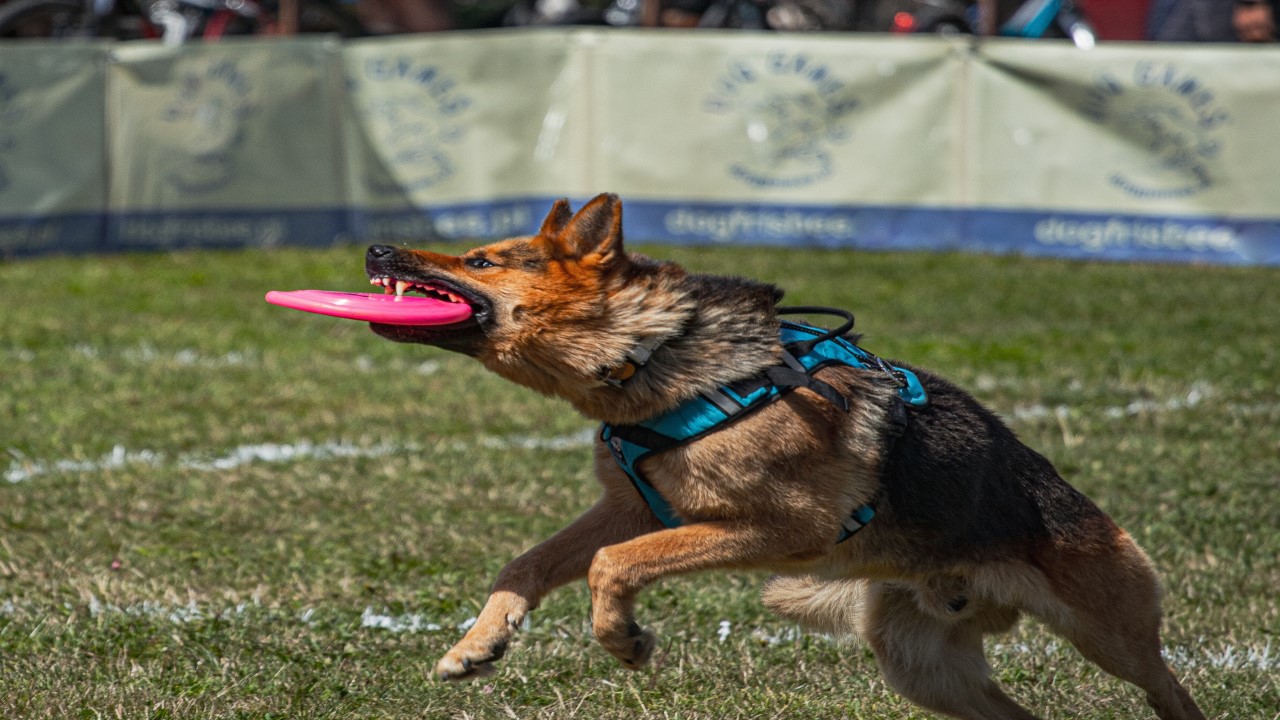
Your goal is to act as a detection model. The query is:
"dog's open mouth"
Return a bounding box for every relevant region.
[368,274,474,307]
[363,271,492,353]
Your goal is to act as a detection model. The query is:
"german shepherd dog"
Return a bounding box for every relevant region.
[363,194,1205,720]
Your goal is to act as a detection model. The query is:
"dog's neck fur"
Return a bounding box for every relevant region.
[566,258,784,425]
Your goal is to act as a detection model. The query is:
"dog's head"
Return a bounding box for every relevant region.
[365,193,677,395]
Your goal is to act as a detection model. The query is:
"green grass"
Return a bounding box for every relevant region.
[1,244,1277,719]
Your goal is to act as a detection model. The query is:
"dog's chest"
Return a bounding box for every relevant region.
[629,400,871,526]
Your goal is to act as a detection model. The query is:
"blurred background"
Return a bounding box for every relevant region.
[0,0,1277,265]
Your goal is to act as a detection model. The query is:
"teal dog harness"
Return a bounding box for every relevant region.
[600,308,928,543]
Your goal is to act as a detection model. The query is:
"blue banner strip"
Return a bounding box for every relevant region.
[0,214,106,258]
[103,209,353,253]
[351,198,1280,267]
[5,201,1278,266]
[619,200,1280,266]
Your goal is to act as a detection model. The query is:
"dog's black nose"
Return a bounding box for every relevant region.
[367,244,396,260]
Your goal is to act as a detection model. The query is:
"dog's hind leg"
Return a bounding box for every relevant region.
[1035,532,1206,720]
[865,582,1038,720]
[764,576,1038,720]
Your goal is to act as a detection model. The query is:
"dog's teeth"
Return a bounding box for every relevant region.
[395,280,408,297]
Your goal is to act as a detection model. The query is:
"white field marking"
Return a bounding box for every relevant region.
[4,430,597,484]
[3,445,164,484]
[71,343,262,369]
[16,344,442,375]
[751,625,807,646]
[3,441,402,483]
[1164,639,1276,672]
[988,637,1280,673]
[183,440,410,472]
[6,378,1275,484]
[1007,382,1216,423]
[4,598,1275,673]
[359,607,444,633]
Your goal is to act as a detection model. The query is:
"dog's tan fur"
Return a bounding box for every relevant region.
[362,194,1205,720]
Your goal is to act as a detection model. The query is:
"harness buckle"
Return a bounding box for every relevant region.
[601,335,667,388]
[871,355,909,388]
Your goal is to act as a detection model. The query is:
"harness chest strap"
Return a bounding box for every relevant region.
[600,320,928,544]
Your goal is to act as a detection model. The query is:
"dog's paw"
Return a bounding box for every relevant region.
[434,640,508,682]
[598,622,657,670]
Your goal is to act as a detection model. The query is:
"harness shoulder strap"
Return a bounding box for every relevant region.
[762,365,850,412]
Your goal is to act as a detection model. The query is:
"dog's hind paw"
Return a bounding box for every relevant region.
[434,641,507,681]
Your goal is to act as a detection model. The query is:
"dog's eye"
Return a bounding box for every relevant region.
[465,257,496,269]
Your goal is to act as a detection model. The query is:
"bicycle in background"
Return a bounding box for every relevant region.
[888,0,1097,47]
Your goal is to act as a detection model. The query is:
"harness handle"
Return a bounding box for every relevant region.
[777,306,855,356]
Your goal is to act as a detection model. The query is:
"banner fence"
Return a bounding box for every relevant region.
[0,31,1277,264]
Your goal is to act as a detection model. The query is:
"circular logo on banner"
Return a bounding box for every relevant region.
[1082,62,1229,200]
[161,59,257,194]
[703,52,859,189]
[354,57,472,193]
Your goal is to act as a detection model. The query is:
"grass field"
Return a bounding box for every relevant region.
[1,244,1277,719]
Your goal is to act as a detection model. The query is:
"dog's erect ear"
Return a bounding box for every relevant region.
[538,198,573,237]
[557,193,624,261]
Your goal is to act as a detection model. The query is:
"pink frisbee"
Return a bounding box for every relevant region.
[265,290,473,326]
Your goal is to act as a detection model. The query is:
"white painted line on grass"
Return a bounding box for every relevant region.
[6,381,1274,484]
[4,430,598,484]
[3,598,1274,673]
[1008,382,1215,422]
[36,343,446,375]
[359,607,444,633]
[184,441,409,472]
[1165,641,1276,672]
[3,446,163,484]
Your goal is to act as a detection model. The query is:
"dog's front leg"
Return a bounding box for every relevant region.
[435,497,660,681]
[588,522,812,670]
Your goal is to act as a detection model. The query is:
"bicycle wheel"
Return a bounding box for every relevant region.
[0,0,94,37]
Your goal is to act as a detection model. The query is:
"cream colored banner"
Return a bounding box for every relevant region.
[108,38,344,210]
[1,31,1276,263]
[970,40,1280,216]
[0,43,107,255]
[343,31,587,209]
[104,38,347,251]
[591,32,963,206]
